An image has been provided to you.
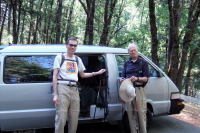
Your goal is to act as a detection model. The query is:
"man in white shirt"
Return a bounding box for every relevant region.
[53,37,106,133]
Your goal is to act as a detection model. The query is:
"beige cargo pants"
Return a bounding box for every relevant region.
[127,87,147,133]
[55,84,80,133]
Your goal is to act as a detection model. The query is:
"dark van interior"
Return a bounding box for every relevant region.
[78,55,107,118]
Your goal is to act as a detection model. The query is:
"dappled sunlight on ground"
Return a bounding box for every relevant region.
[171,101,200,127]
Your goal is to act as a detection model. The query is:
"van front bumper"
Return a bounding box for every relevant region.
[169,98,185,114]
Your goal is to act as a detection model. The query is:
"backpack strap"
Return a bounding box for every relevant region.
[139,57,143,74]
[137,57,148,87]
[75,55,79,66]
[122,60,129,77]
[60,54,79,67]
[60,54,65,67]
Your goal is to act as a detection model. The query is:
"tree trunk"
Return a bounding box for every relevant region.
[7,3,12,35]
[55,0,63,44]
[99,0,117,46]
[176,0,200,92]
[0,3,8,45]
[32,0,43,44]
[167,0,182,83]
[16,0,22,44]
[10,0,18,44]
[43,0,54,44]
[184,42,200,95]
[65,0,75,43]
[106,0,126,47]
[19,6,26,44]
[149,0,159,66]
[79,0,95,45]
[0,0,1,22]
[27,0,34,44]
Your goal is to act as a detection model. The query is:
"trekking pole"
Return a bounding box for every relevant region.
[93,80,101,119]
[131,97,140,133]
[121,100,125,133]
[91,79,102,132]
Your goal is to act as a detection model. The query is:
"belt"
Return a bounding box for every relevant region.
[67,84,77,87]
[58,79,78,85]
[67,80,77,87]
[58,82,77,86]
[58,83,77,89]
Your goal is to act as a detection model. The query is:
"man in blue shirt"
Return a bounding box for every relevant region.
[120,43,150,133]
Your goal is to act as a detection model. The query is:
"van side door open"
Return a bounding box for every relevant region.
[78,55,108,120]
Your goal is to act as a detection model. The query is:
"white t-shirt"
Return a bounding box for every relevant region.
[53,54,86,83]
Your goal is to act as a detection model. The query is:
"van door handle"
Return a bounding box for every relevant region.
[50,86,54,95]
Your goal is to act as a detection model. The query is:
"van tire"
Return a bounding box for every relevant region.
[122,108,152,132]
[146,108,153,130]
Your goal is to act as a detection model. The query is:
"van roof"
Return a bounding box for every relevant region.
[0,44,128,54]
[0,45,8,51]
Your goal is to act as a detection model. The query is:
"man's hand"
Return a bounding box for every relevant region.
[98,69,106,74]
[120,78,125,84]
[130,76,138,82]
[53,95,59,105]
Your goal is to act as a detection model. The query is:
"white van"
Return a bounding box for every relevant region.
[0,45,184,132]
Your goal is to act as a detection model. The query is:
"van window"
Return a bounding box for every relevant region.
[4,55,55,83]
[115,55,159,77]
[115,55,130,77]
[0,55,1,74]
[149,65,159,77]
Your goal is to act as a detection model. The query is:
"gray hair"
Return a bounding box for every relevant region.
[127,42,138,51]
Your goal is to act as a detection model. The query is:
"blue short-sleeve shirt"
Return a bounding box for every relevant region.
[121,57,150,78]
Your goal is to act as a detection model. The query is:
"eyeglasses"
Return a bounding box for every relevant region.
[128,50,137,53]
[68,44,77,47]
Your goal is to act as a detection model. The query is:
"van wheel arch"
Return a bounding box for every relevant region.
[147,103,153,130]
[146,107,153,130]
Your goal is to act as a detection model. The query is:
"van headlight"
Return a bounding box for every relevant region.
[171,92,180,99]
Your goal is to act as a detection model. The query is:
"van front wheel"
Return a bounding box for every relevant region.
[146,108,153,130]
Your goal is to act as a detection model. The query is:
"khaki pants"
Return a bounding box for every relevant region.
[55,84,80,133]
[127,87,147,133]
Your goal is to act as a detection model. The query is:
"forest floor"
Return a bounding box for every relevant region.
[171,101,200,127]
